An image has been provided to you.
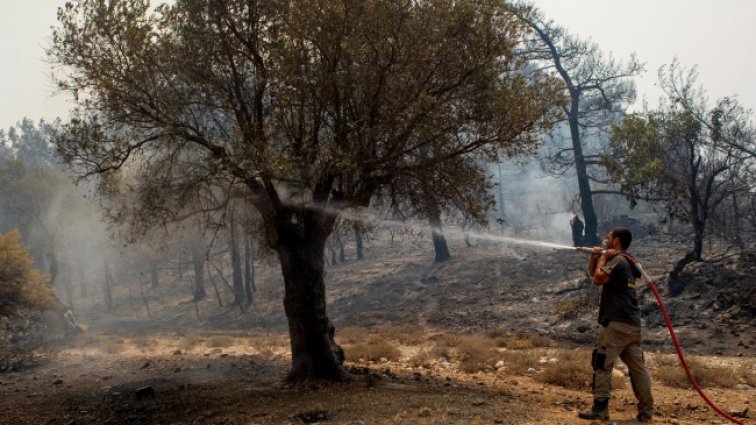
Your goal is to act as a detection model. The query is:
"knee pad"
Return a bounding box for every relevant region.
[591,349,606,370]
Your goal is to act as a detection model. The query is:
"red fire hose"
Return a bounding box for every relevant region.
[631,258,747,425]
[576,248,748,424]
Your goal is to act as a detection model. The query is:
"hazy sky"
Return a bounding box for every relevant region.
[1,1,755,130]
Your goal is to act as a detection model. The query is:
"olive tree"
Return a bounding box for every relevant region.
[50,0,558,381]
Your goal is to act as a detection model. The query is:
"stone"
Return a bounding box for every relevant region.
[135,386,155,399]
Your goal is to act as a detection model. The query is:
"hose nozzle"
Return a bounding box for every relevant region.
[575,246,605,255]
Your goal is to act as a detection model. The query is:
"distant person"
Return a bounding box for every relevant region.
[579,227,654,423]
[51,296,85,337]
[570,213,584,246]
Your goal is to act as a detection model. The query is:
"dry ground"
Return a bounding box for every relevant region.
[1,233,754,425]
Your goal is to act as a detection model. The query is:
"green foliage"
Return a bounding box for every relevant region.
[605,62,754,258]
[604,113,672,208]
[49,0,560,234]
[0,230,53,319]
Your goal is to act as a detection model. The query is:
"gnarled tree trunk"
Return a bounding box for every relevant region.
[273,209,347,382]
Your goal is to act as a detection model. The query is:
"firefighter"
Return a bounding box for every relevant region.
[579,227,654,423]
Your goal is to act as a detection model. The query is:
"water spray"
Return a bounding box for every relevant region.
[575,248,746,425]
[327,205,584,251]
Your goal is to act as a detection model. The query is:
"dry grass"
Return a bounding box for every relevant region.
[484,329,551,350]
[407,346,451,368]
[652,355,740,388]
[455,334,499,373]
[536,357,591,389]
[425,331,552,373]
[207,335,236,348]
[432,333,464,348]
[373,324,426,345]
[254,334,290,349]
[97,337,126,355]
[345,335,401,362]
[535,349,626,390]
[180,335,206,350]
[745,370,756,387]
[497,349,541,372]
[336,326,370,345]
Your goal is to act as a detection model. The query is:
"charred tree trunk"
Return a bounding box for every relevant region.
[428,201,451,263]
[243,235,255,306]
[177,249,185,281]
[692,223,704,262]
[668,251,697,297]
[48,252,59,286]
[354,224,364,260]
[731,193,744,249]
[687,168,705,262]
[229,223,245,311]
[149,259,159,288]
[190,243,207,302]
[102,259,113,313]
[569,109,600,246]
[273,208,347,382]
[335,231,345,263]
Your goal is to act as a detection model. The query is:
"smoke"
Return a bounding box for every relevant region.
[491,158,576,246]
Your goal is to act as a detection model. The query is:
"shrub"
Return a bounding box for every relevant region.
[456,335,498,373]
[0,230,53,319]
[433,333,464,348]
[554,298,588,319]
[536,358,590,389]
[535,349,625,390]
[0,313,46,372]
[0,231,54,372]
[345,335,401,362]
[497,349,542,372]
[408,346,452,368]
[336,326,369,345]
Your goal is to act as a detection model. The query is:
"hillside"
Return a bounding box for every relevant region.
[0,233,753,424]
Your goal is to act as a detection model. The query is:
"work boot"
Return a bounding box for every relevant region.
[578,398,609,421]
[636,412,653,423]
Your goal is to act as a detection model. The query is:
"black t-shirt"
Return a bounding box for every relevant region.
[597,254,641,327]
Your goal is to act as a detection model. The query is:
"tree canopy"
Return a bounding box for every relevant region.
[0,230,53,320]
[605,62,754,266]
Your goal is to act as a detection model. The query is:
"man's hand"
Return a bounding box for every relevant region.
[603,249,619,260]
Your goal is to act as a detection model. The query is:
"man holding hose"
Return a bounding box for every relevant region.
[579,227,655,423]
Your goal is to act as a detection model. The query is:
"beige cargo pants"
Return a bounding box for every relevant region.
[592,320,654,417]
